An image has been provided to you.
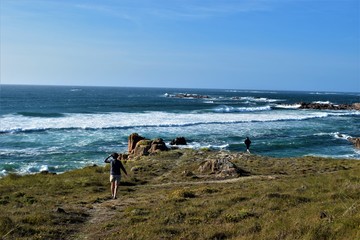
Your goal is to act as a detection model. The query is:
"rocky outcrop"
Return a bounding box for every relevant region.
[165,93,210,99]
[150,138,169,152]
[199,158,240,177]
[133,140,152,157]
[353,103,360,110]
[128,133,168,157]
[299,102,360,111]
[348,137,360,148]
[198,152,251,178]
[170,137,187,145]
[128,133,145,153]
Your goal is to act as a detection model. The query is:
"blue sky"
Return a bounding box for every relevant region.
[1,0,359,92]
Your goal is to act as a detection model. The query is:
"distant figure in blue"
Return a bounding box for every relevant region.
[104,153,128,199]
[244,137,251,153]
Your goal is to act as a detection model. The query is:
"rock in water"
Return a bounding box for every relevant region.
[348,137,360,148]
[170,137,187,145]
[299,102,360,110]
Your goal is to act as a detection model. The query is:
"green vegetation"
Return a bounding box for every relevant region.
[0,149,359,239]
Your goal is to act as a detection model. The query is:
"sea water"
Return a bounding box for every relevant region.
[1,85,359,176]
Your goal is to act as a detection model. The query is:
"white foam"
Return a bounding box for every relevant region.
[1,110,358,134]
[40,165,49,172]
[179,142,229,150]
[309,92,339,95]
[214,105,271,113]
[70,88,82,92]
[312,101,332,104]
[239,97,283,103]
[314,132,353,140]
[274,104,301,109]
[332,132,352,140]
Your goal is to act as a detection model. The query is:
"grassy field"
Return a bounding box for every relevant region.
[0,149,359,239]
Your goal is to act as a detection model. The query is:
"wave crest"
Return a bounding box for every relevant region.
[214,105,271,113]
[2,110,356,134]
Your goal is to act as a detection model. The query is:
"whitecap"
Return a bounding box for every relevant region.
[274,104,301,109]
[314,132,353,140]
[40,165,49,172]
[312,101,332,104]
[2,110,357,134]
[214,105,271,113]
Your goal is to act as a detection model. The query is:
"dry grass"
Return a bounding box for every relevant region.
[1,149,359,240]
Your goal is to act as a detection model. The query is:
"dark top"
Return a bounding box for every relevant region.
[104,156,127,176]
[244,138,251,147]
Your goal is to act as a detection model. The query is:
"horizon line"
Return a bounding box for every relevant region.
[1,83,359,94]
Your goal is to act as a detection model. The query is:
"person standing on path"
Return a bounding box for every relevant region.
[244,137,251,153]
[104,153,128,199]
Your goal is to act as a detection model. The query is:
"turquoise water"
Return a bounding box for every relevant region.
[1,85,359,176]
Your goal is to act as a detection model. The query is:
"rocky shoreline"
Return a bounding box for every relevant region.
[164,93,210,99]
[122,133,360,161]
[298,102,360,110]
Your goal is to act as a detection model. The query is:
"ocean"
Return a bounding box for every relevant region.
[1,84,359,176]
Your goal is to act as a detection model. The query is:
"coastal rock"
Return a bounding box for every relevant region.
[130,136,168,157]
[198,155,241,178]
[170,137,187,145]
[128,133,145,154]
[133,140,152,156]
[165,93,210,99]
[352,103,360,110]
[299,102,360,111]
[150,138,168,153]
[348,137,360,148]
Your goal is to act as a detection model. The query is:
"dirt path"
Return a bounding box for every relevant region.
[76,175,277,239]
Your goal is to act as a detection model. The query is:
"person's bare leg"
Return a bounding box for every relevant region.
[113,182,118,199]
[111,182,116,198]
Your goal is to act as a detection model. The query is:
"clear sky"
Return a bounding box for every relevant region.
[1,0,359,92]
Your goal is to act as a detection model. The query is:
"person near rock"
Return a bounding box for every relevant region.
[104,152,128,199]
[244,137,251,153]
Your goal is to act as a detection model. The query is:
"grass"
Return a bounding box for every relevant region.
[0,149,359,239]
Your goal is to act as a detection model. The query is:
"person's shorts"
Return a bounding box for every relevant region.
[110,175,121,185]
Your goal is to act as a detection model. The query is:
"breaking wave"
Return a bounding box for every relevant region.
[213,105,271,112]
[2,110,358,134]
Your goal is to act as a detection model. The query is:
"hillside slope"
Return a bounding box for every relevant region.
[1,149,359,240]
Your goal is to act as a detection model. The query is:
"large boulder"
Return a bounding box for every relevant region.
[198,155,241,177]
[170,137,187,145]
[129,136,169,158]
[199,158,241,177]
[133,139,152,156]
[150,138,168,153]
[128,133,145,154]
